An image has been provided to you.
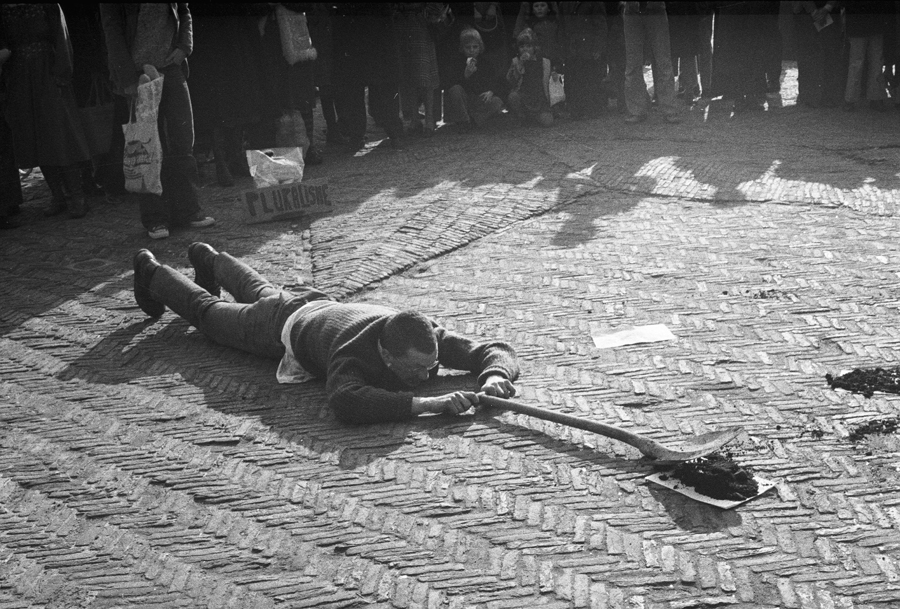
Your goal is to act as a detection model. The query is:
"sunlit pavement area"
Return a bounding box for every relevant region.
[3,63,900,608]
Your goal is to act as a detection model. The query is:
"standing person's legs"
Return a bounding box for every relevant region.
[697,13,713,98]
[334,65,368,146]
[845,36,867,104]
[865,35,887,101]
[157,64,203,226]
[644,10,679,118]
[367,81,404,140]
[623,10,649,119]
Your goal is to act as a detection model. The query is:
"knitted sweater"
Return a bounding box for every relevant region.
[288,301,519,424]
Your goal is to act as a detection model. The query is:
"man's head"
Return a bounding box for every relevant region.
[379,310,438,387]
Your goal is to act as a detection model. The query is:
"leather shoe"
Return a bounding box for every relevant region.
[133,249,165,317]
[188,242,220,296]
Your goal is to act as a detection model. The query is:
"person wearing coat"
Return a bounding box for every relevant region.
[100,3,215,240]
[0,3,91,219]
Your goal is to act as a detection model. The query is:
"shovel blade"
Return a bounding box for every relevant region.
[643,427,744,462]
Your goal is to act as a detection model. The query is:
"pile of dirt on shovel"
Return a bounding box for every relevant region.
[826,367,900,398]
[659,453,759,501]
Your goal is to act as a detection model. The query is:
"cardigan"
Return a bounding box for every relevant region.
[288,300,519,424]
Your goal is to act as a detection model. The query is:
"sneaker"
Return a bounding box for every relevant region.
[133,249,165,317]
[186,215,215,229]
[188,242,221,297]
[148,225,170,240]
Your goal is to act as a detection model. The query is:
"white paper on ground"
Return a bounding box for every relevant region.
[591,324,676,349]
[645,473,777,509]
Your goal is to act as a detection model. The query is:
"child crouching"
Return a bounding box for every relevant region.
[506,28,553,127]
[444,28,505,129]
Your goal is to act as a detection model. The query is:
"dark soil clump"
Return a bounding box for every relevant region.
[847,418,900,443]
[660,453,759,501]
[826,367,900,398]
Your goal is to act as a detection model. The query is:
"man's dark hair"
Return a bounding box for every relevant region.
[381,310,437,356]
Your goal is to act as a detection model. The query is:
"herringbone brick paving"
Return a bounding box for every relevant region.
[2,65,900,607]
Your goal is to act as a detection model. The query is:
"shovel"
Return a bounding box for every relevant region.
[478,394,742,462]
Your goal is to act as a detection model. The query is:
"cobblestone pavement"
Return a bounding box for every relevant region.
[3,65,900,608]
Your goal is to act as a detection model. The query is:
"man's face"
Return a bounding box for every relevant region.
[383,346,439,387]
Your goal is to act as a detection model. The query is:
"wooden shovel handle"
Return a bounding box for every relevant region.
[478,394,659,452]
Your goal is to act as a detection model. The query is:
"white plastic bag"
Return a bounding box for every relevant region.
[123,72,164,195]
[549,72,565,107]
[276,5,317,65]
[246,147,305,188]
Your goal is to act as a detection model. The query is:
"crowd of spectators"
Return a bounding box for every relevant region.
[0,2,897,234]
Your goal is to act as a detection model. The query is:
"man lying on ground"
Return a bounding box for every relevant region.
[133,244,519,424]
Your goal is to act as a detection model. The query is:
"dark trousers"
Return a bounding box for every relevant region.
[336,79,403,142]
[0,117,22,217]
[148,251,332,359]
[793,14,844,107]
[137,64,201,229]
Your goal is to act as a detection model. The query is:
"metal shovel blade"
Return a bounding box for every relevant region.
[479,394,742,461]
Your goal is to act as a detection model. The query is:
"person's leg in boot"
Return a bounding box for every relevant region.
[302,110,323,165]
[212,125,234,187]
[188,242,281,303]
[40,166,68,216]
[61,164,88,219]
[137,249,289,359]
[158,64,213,229]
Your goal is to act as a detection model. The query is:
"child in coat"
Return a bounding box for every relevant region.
[506,28,553,126]
[444,28,505,128]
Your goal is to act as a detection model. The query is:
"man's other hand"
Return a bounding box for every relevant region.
[480,375,516,398]
[412,392,480,416]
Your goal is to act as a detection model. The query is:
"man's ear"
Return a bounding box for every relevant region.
[377,340,391,363]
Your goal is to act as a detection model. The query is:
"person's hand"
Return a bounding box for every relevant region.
[480,374,516,398]
[479,91,494,102]
[811,5,831,23]
[411,392,480,416]
[512,57,525,74]
[165,48,186,66]
[486,4,497,18]
[465,58,477,78]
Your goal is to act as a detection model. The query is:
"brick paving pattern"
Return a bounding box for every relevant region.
[2,65,900,608]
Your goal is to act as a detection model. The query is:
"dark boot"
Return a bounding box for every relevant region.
[41,165,68,216]
[134,249,165,317]
[187,242,221,297]
[212,127,234,187]
[61,165,88,219]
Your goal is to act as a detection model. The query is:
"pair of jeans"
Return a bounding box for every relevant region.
[148,251,332,359]
[622,2,679,118]
[137,64,202,229]
[845,35,887,103]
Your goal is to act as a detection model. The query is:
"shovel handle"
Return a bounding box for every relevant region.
[478,394,656,451]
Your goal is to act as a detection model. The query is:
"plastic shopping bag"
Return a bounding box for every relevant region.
[246,148,305,188]
[123,68,164,195]
[549,72,565,107]
[276,5,317,65]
